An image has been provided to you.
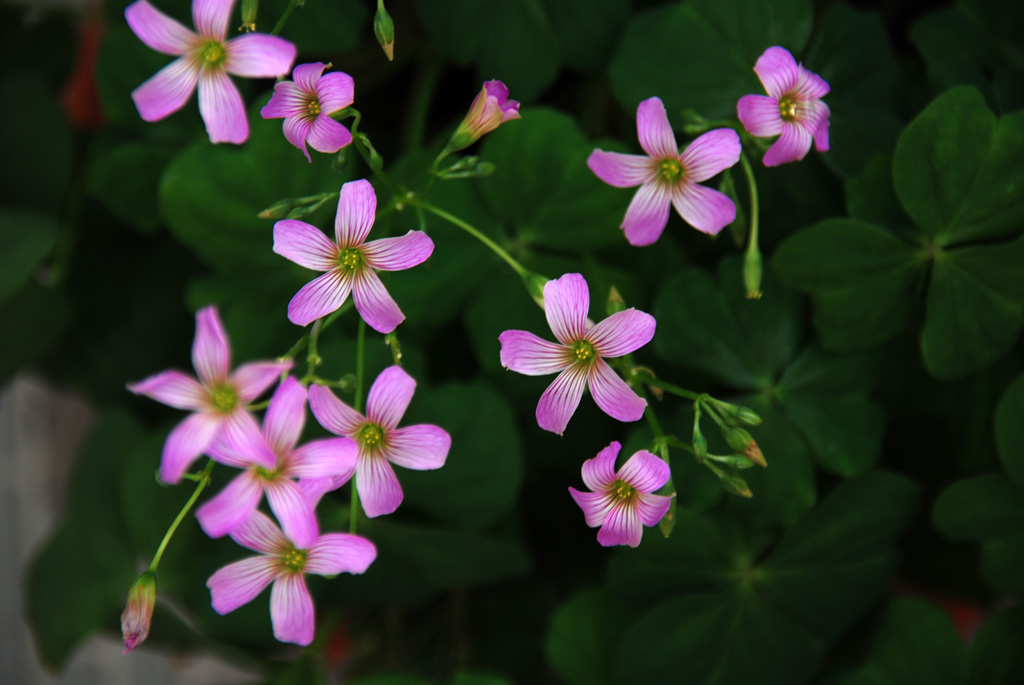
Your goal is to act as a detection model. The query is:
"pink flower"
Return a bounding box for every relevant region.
[308,366,450,518]
[195,376,358,548]
[447,80,520,151]
[207,510,376,646]
[128,306,292,484]
[737,46,830,167]
[568,441,673,547]
[125,0,296,144]
[273,179,434,333]
[588,97,741,246]
[498,273,655,435]
[260,62,355,162]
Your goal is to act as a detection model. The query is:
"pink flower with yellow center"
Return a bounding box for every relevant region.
[260,62,355,162]
[588,96,741,246]
[737,46,831,167]
[125,0,296,144]
[569,441,673,547]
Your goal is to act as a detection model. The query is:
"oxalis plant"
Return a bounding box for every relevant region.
[12,0,1024,683]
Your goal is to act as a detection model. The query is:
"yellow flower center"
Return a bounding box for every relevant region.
[339,247,363,271]
[282,548,307,572]
[201,41,226,67]
[307,98,322,117]
[358,423,385,450]
[611,479,637,502]
[657,158,683,183]
[572,340,596,363]
[211,385,238,413]
[779,96,798,121]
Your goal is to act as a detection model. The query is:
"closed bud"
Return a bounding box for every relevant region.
[606,286,625,316]
[373,0,395,61]
[719,472,753,498]
[240,0,258,31]
[722,426,766,467]
[658,498,677,538]
[523,272,550,311]
[121,571,156,654]
[692,431,707,461]
[707,397,762,426]
[258,198,293,220]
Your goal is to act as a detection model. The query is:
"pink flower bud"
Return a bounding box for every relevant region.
[121,572,156,654]
[448,80,520,151]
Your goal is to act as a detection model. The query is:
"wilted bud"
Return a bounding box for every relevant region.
[239,0,258,31]
[373,0,395,61]
[121,572,156,654]
[707,398,762,426]
[606,286,625,316]
[719,472,753,498]
[722,426,766,467]
[523,272,550,311]
[447,80,520,152]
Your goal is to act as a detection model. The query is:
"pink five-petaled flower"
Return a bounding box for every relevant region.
[447,80,521,151]
[195,376,358,548]
[207,510,376,646]
[260,62,355,163]
[308,366,451,518]
[125,0,296,144]
[273,179,434,333]
[128,306,292,484]
[498,273,656,436]
[587,96,741,246]
[737,46,830,167]
[568,441,673,548]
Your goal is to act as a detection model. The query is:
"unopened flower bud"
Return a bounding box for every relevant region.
[373,0,395,61]
[606,286,625,316]
[523,272,550,310]
[692,430,707,461]
[707,398,762,426]
[121,571,156,654]
[447,80,520,152]
[258,198,293,220]
[722,426,766,467]
[720,472,753,498]
[240,0,258,32]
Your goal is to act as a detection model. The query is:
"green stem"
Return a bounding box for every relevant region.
[415,201,529,278]
[302,319,323,382]
[634,371,700,401]
[349,109,403,196]
[739,151,762,299]
[271,0,303,35]
[148,459,215,572]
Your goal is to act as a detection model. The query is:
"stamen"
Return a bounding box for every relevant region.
[338,247,363,271]
[201,41,226,67]
[657,158,683,183]
[572,340,596,363]
[307,98,322,117]
[779,97,798,121]
[211,385,238,413]
[358,423,385,449]
[612,479,636,502]
[282,548,307,572]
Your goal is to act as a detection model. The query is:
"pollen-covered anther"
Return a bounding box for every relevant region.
[572,340,596,362]
[338,247,363,270]
[778,96,798,121]
[282,548,307,572]
[211,385,238,412]
[306,99,321,116]
[201,41,226,66]
[358,423,385,449]
[612,479,637,502]
[657,158,683,183]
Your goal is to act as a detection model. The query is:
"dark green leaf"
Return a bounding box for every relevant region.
[543,0,629,72]
[845,155,911,229]
[995,373,1024,489]
[968,607,1024,685]
[980,532,1024,593]
[0,209,59,305]
[86,143,175,234]
[545,588,631,685]
[0,284,69,384]
[933,474,1024,542]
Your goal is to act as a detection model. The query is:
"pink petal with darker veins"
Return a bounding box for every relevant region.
[636,97,678,159]
[198,69,248,144]
[597,503,643,547]
[225,34,296,78]
[289,437,358,479]
[125,1,197,55]
[587,150,653,188]
[812,102,831,151]
[361,232,434,271]
[306,533,377,576]
[192,306,230,387]
[283,116,314,162]
[581,441,621,491]
[587,309,656,359]
[498,330,569,376]
[737,94,784,138]
[680,128,741,183]
[232,360,292,402]
[273,219,338,271]
[636,492,674,527]
[271,574,315,646]
[263,377,307,455]
[215,409,277,469]
[160,411,222,483]
[192,0,232,40]
[569,488,614,528]
[229,510,290,554]
[196,471,262,538]
[308,384,364,437]
[543,273,590,345]
[763,121,813,167]
[261,80,306,119]
[536,365,588,435]
[208,556,279,614]
[671,182,736,235]
[386,425,450,470]
[128,370,207,410]
[366,366,415,429]
[588,359,646,423]
[316,71,355,113]
[617,450,671,493]
[132,55,199,122]
[265,479,319,549]
[287,269,353,327]
[307,115,353,154]
[335,179,377,247]
[356,453,404,517]
[352,269,405,334]
[622,180,671,246]
[292,62,326,92]
[794,65,830,100]
[754,46,799,99]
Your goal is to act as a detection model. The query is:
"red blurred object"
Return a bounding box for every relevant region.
[61,17,106,129]
[895,581,986,643]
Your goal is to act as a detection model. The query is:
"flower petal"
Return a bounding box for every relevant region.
[356,453,404,517]
[754,46,799,99]
[263,376,307,455]
[737,94,784,138]
[636,97,678,159]
[536,365,588,435]
[288,437,358,479]
[306,533,377,576]
[265,479,319,549]
[335,179,376,247]
[160,412,221,483]
[297,475,347,508]
[125,1,197,55]
[636,492,674,527]
[361,231,434,271]
[597,503,643,547]
[128,370,206,410]
[292,62,326,92]
[671,182,736,235]
[192,306,230,387]
[287,269,353,327]
[229,509,290,554]
[569,488,616,528]
[352,269,405,334]
[192,0,232,40]
[812,102,831,152]
[621,180,672,246]
[225,34,296,78]
[587,309,656,359]
[273,219,338,271]
[215,409,277,470]
[207,556,278,614]
[198,69,248,144]
[588,359,646,423]
[581,441,621,492]
[680,128,741,183]
[232,361,292,402]
[617,449,671,494]
[762,121,813,167]
[315,71,355,113]
[795,64,830,100]
[587,150,654,188]
[307,115,353,155]
[260,80,305,119]
[283,115,313,162]
[385,425,450,471]
[196,471,262,539]
[308,384,364,437]
[498,330,570,376]
[271,574,315,646]
[366,366,415,429]
[131,55,200,122]
[543,273,590,345]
